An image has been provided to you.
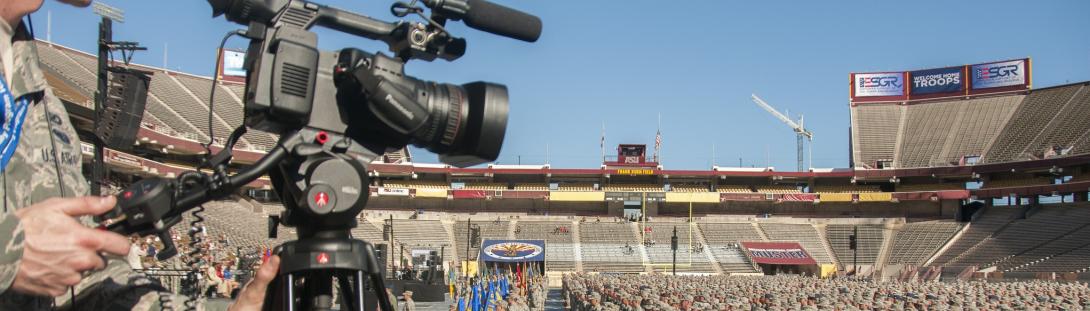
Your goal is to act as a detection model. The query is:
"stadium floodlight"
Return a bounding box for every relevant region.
[751,94,814,172]
[92,2,125,23]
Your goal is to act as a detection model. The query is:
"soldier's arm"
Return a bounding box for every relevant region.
[0,212,25,295]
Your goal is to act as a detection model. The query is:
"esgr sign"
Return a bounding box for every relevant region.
[910,66,963,95]
[971,59,1027,89]
[853,72,905,97]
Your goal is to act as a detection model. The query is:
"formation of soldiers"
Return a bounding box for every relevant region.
[453,273,547,311]
[563,274,1090,310]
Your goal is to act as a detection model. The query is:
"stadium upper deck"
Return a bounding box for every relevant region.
[35,40,1090,206]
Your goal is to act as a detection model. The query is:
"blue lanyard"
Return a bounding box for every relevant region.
[0,75,30,171]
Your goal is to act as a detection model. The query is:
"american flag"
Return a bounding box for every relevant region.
[654,129,662,161]
[655,129,662,149]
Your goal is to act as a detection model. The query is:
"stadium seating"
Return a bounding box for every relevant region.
[514,184,549,191]
[1002,220,1090,272]
[937,95,1024,165]
[670,184,710,192]
[895,96,1020,168]
[812,185,882,193]
[895,183,965,192]
[897,101,963,168]
[603,184,664,192]
[453,220,509,261]
[1022,85,1090,158]
[173,75,279,150]
[697,223,763,273]
[983,177,1053,188]
[885,221,960,265]
[388,219,454,263]
[758,223,834,264]
[716,185,753,193]
[555,183,596,192]
[985,85,1084,163]
[930,207,1022,267]
[579,222,645,273]
[641,223,717,274]
[755,185,801,194]
[383,181,451,190]
[514,221,577,271]
[945,206,1090,270]
[825,225,884,266]
[462,183,508,190]
[852,104,902,168]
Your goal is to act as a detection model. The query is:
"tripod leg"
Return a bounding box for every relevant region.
[336,273,358,311]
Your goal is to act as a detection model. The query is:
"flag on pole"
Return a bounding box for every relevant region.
[654,113,662,162]
[600,122,606,162]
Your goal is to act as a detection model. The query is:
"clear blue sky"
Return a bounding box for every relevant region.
[34,0,1090,170]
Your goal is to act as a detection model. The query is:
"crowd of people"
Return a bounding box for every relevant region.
[563,274,1090,310]
[451,269,548,311]
[124,223,271,299]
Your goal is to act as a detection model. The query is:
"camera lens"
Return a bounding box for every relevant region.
[412,82,509,168]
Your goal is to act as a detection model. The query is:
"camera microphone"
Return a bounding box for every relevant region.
[462,0,541,42]
[425,0,542,42]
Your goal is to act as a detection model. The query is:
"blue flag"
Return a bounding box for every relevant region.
[471,284,480,311]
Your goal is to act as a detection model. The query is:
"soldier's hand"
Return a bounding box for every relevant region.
[229,255,280,311]
[11,196,131,297]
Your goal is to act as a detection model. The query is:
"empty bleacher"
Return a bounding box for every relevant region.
[983,177,1053,189]
[852,104,902,168]
[453,220,509,261]
[946,206,1090,269]
[670,184,710,192]
[514,221,576,271]
[642,223,716,273]
[985,84,1084,163]
[383,181,451,190]
[603,184,664,192]
[514,184,549,191]
[389,219,453,262]
[825,225,884,266]
[1023,86,1090,156]
[886,221,960,265]
[758,223,833,264]
[1002,220,1090,272]
[930,207,1022,267]
[895,183,965,192]
[897,101,964,168]
[716,185,753,193]
[579,222,645,273]
[812,185,882,193]
[697,223,763,273]
[555,183,595,192]
[755,185,800,194]
[938,95,1023,165]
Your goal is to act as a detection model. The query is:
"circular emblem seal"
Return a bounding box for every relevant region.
[482,242,543,260]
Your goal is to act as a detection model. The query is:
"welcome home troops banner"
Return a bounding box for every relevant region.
[910,66,964,95]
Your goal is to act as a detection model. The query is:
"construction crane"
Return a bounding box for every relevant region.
[751,94,813,172]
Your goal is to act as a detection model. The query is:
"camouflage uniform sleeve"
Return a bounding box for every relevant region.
[0,213,23,295]
[55,258,233,311]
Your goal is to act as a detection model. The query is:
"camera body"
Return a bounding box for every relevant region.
[227,0,511,168]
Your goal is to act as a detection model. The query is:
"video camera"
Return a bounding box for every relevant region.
[105,0,540,309]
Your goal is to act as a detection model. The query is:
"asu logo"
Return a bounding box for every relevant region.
[483,242,543,260]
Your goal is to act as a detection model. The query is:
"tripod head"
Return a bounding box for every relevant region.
[105,0,540,309]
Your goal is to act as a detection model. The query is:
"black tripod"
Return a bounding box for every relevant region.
[263,137,395,311]
[265,233,391,311]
